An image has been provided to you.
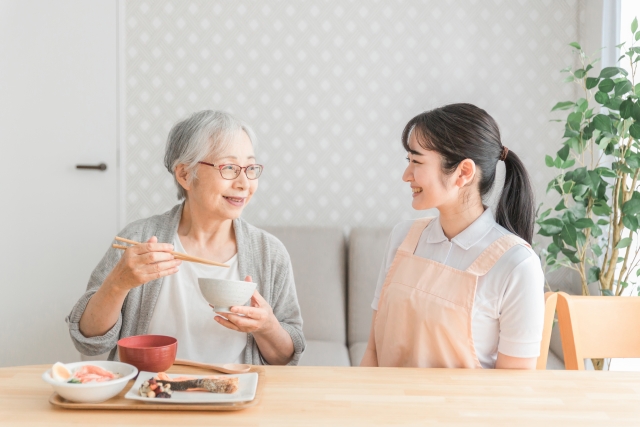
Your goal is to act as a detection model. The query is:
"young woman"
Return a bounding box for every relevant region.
[360,103,544,370]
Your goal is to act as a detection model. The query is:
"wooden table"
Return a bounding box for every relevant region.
[2,365,640,426]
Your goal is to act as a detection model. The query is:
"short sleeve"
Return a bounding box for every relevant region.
[497,252,545,358]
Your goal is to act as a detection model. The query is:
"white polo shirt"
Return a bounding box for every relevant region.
[372,209,545,369]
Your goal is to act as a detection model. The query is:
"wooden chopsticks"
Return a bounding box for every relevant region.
[112,236,229,268]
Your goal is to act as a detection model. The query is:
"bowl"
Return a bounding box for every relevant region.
[117,335,177,372]
[42,361,138,403]
[198,278,257,313]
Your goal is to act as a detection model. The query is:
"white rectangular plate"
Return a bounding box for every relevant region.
[124,371,258,404]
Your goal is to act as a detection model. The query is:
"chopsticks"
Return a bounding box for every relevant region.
[112,236,229,268]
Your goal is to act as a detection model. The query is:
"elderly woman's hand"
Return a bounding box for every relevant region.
[213,276,279,335]
[105,236,181,292]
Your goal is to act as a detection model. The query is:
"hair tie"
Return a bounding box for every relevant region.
[499,146,509,162]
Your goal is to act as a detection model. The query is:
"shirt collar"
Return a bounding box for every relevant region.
[426,208,496,250]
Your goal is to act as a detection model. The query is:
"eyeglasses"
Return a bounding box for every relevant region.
[198,161,263,180]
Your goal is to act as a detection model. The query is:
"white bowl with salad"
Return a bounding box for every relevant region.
[42,361,138,403]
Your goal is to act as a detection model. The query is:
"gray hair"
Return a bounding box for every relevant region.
[164,110,257,200]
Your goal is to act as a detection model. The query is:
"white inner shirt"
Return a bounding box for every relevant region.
[372,209,545,368]
[147,234,247,364]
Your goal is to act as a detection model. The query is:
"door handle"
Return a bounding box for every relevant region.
[76,163,107,171]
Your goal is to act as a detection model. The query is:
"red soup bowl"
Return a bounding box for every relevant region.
[117,335,177,373]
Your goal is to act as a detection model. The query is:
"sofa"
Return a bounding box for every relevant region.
[263,226,566,368]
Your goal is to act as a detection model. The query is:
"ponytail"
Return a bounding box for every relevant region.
[495,150,535,244]
[402,103,536,244]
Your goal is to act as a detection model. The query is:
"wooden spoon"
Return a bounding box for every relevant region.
[173,358,252,374]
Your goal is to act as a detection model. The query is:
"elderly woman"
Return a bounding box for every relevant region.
[67,110,305,365]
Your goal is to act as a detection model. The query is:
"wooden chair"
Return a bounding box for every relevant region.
[556,291,640,370]
[536,292,558,370]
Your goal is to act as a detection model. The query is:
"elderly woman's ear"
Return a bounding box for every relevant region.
[174,164,191,192]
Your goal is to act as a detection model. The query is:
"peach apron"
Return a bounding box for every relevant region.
[374,217,530,368]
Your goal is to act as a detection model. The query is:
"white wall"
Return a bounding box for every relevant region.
[121,0,585,228]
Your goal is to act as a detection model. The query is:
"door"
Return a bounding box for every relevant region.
[0,0,118,367]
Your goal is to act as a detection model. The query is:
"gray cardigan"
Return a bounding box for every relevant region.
[66,203,305,365]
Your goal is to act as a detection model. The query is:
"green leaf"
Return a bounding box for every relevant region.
[539,218,564,236]
[615,237,632,249]
[569,42,582,50]
[633,102,640,121]
[586,77,599,89]
[620,99,634,119]
[576,98,588,112]
[592,244,603,257]
[635,83,640,97]
[595,167,617,178]
[623,214,639,231]
[561,248,581,263]
[562,159,576,169]
[572,184,589,199]
[587,266,601,284]
[574,218,594,229]
[598,136,612,150]
[567,111,582,131]
[636,32,640,41]
[593,201,612,216]
[561,224,578,248]
[601,288,614,296]
[554,199,566,211]
[606,96,622,111]
[630,123,640,139]
[615,79,634,96]
[600,67,622,78]
[593,114,613,134]
[538,208,552,221]
[551,101,575,111]
[632,17,638,34]
[545,155,554,167]
[574,68,586,79]
[557,145,570,161]
[595,91,609,105]
[598,78,615,93]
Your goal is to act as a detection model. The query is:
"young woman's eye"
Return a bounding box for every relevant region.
[405,156,410,163]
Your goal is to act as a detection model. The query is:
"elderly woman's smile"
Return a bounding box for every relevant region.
[71,110,304,367]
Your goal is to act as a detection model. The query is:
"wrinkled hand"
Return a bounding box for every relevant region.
[213,276,278,335]
[106,236,181,292]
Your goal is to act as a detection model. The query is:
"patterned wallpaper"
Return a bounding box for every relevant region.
[122,0,580,228]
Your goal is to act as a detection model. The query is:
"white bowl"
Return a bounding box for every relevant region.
[42,361,138,403]
[198,278,257,313]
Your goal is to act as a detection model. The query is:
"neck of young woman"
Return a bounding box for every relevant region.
[177,199,236,259]
[437,196,485,241]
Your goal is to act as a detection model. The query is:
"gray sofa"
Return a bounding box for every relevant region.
[263,226,390,366]
[264,226,566,368]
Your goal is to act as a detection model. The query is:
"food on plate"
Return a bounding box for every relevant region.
[50,362,121,384]
[138,372,238,398]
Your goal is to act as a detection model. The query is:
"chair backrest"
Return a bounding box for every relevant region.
[260,226,347,344]
[556,291,640,370]
[536,292,558,370]
[347,227,392,346]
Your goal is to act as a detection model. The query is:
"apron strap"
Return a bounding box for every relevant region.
[398,217,435,254]
[465,234,531,276]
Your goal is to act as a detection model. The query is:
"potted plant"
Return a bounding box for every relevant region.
[536,18,640,370]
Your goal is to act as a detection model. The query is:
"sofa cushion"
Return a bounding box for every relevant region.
[348,342,368,366]
[546,350,565,370]
[298,340,351,366]
[347,227,392,346]
[260,226,346,344]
